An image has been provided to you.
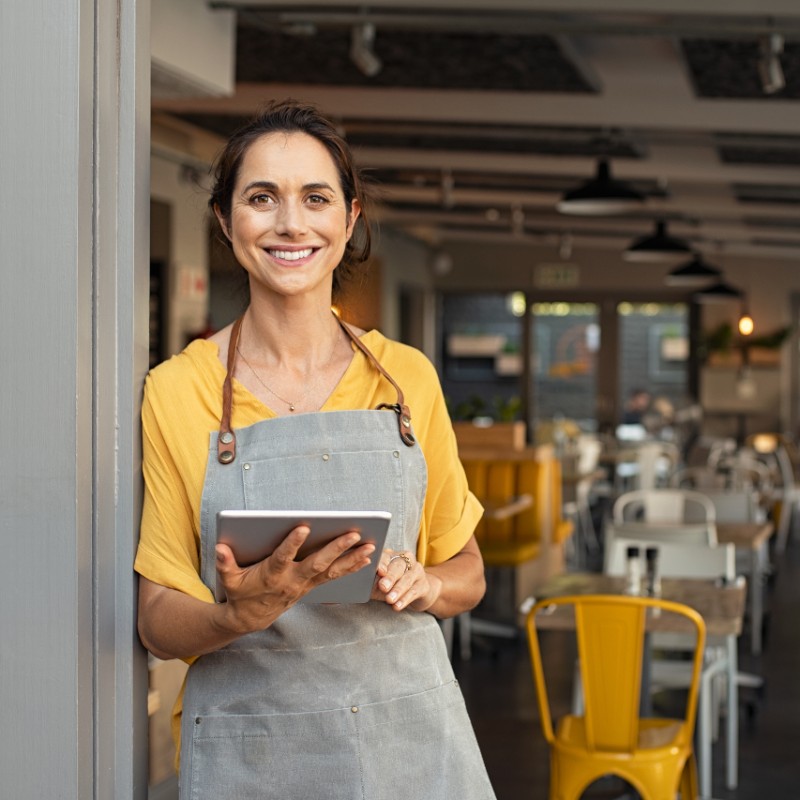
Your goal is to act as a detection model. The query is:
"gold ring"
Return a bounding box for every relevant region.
[388,553,412,573]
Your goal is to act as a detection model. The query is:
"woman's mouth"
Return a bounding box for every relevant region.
[267,247,314,261]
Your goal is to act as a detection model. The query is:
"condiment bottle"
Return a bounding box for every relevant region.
[645,546,661,598]
[625,545,642,595]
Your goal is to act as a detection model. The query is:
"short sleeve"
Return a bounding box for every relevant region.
[134,374,214,604]
[411,359,484,566]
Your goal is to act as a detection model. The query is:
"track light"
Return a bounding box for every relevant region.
[557,158,645,216]
[758,34,785,95]
[664,253,722,286]
[624,220,692,263]
[350,22,382,78]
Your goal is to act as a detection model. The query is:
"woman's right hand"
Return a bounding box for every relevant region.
[214,525,375,634]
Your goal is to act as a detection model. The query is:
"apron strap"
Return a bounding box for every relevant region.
[217,315,243,464]
[337,319,417,447]
[216,313,417,464]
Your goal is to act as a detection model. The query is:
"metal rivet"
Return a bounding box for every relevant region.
[393,451,400,458]
[243,463,251,470]
[322,453,330,461]
[220,431,233,445]
[401,416,411,428]
[219,451,234,464]
[195,717,201,725]
[351,706,359,713]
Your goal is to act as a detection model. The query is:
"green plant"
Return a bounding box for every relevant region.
[493,395,522,422]
[699,322,791,362]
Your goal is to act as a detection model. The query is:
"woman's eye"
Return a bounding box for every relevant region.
[249,193,274,206]
[307,194,329,205]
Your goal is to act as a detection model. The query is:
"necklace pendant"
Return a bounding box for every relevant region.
[288,403,296,412]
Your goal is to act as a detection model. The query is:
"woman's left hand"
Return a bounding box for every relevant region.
[372,549,442,612]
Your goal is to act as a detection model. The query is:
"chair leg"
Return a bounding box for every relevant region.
[679,755,699,799]
[458,611,472,661]
[439,616,454,660]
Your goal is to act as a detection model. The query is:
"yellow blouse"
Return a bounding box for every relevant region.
[134,329,483,602]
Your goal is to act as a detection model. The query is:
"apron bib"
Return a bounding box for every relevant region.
[178,319,496,800]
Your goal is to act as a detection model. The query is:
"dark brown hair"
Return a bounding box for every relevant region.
[209,99,373,292]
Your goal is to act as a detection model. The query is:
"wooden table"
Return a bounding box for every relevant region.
[532,571,746,798]
[533,572,745,638]
[717,521,774,655]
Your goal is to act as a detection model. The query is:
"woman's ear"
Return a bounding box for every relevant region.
[213,204,232,242]
[345,198,362,241]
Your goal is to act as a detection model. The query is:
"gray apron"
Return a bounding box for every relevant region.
[179,317,496,800]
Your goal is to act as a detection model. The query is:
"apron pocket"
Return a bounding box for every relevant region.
[186,709,364,800]
[356,680,496,800]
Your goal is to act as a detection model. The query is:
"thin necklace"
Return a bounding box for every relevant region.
[236,330,341,413]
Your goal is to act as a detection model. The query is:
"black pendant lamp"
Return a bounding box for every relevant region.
[664,253,722,286]
[693,279,743,304]
[624,220,692,263]
[557,158,645,216]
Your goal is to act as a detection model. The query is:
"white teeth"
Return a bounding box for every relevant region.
[269,248,313,261]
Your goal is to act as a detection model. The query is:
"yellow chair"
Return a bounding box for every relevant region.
[526,594,705,800]
[462,457,544,566]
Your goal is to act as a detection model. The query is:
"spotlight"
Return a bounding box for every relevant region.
[350,22,382,78]
[758,34,785,95]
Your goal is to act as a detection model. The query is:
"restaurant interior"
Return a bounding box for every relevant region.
[147,2,800,798]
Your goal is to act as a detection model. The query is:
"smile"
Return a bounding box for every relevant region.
[267,248,314,261]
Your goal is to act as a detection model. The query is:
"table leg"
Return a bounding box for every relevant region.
[726,634,739,790]
[751,544,766,655]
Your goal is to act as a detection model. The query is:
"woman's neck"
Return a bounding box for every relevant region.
[241,300,345,370]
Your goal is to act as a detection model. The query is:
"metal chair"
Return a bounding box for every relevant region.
[613,488,718,544]
[603,533,743,797]
[526,594,705,800]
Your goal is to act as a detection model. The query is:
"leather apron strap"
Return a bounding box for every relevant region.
[216,315,244,465]
[216,314,416,465]
[337,319,417,448]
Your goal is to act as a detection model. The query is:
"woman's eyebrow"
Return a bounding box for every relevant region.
[241,180,278,194]
[241,180,336,194]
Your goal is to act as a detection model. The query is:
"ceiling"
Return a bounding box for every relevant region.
[153,0,800,264]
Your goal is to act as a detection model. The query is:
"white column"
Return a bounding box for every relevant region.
[0,0,150,797]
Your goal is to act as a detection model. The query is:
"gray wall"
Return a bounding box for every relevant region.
[1,1,150,797]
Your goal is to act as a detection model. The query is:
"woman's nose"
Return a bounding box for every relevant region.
[274,200,306,235]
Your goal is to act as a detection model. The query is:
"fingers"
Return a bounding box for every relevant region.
[375,550,423,611]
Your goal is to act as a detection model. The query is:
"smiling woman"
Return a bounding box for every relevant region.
[134,100,496,800]
[214,132,360,306]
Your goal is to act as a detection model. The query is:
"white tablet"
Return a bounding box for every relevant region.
[215,509,392,604]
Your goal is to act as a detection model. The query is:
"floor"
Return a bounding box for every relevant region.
[455,534,800,800]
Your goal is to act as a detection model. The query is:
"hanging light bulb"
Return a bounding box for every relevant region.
[738,309,755,336]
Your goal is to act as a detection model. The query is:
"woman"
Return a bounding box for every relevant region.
[135,100,496,800]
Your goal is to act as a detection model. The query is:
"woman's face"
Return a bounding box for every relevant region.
[218,131,360,302]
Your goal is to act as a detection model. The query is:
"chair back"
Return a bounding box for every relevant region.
[462,455,555,566]
[575,434,603,475]
[670,466,726,490]
[613,488,715,526]
[604,530,736,581]
[615,441,679,491]
[701,488,762,523]
[526,595,706,752]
